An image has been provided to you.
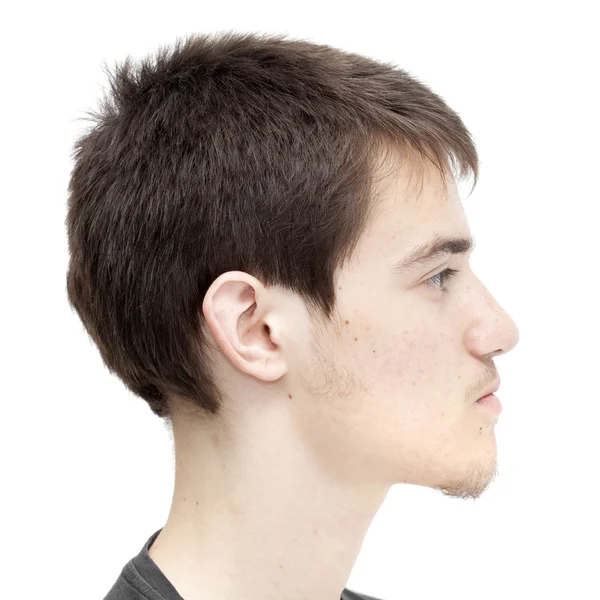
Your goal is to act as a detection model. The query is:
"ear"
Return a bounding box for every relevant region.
[201,271,287,382]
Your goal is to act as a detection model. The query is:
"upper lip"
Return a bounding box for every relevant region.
[477,378,500,400]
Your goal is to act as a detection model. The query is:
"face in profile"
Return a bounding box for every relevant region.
[282,157,520,500]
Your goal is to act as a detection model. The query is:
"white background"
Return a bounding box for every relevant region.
[1,1,598,598]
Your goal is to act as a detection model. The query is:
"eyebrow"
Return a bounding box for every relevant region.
[392,235,476,273]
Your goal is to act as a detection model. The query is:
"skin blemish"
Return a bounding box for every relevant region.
[288,394,292,398]
[345,320,350,325]
[354,337,358,341]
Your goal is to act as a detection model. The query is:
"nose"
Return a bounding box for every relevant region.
[466,277,520,359]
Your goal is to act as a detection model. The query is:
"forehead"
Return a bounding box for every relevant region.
[369,155,469,250]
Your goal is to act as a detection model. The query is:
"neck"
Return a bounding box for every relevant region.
[148,406,390,600]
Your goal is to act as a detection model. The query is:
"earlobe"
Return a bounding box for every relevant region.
[201,272,288,382]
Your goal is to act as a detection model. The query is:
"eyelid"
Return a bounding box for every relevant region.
[424,261,450,279]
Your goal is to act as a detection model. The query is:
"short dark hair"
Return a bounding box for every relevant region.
[65,31,478,420]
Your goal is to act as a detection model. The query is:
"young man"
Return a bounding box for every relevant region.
[66,31,519,600]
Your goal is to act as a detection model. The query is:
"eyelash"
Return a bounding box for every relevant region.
[424,268,460,293]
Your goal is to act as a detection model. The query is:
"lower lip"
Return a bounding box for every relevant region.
[476,393,502,412]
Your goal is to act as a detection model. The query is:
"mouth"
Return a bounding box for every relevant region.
[476,378,501,401]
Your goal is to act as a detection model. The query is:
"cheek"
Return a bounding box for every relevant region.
[346,320,431,378]
[346,321,454,409]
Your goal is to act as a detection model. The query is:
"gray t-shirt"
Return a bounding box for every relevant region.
[102,528,382,600]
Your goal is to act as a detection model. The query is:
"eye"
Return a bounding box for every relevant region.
[424,268,459,294]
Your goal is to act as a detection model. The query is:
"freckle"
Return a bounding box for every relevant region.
[372,350,376,353]
[345,320,350,325]
[339,287,342,290]
[354,337,358,341]
[288,393,292,399]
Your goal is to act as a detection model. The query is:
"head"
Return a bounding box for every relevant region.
[67,32,519,500]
